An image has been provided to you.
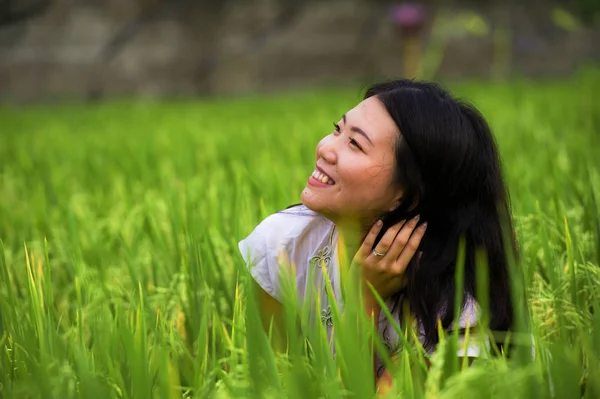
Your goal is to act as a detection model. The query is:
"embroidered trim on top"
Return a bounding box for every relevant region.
[309,225,336,269]
[309,246,332,269]
[310,225,337,328]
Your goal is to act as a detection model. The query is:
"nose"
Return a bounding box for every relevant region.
[317,135,337,165]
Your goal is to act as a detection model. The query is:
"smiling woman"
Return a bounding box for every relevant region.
[238,79,518,391]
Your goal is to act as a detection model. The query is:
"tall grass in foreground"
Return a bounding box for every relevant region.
[0,68,599,398]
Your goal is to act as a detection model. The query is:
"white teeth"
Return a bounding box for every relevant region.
[311,169,334,185]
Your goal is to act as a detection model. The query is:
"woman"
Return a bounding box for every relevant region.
[238,79,517,389]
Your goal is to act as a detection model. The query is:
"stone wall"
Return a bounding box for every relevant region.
[0,0,598,103]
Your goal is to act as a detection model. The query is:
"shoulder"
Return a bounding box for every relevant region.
[255,204,320,236]
[238,204,333,302]
[238,204,331,265]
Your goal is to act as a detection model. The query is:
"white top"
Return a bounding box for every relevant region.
[238,205,483,372]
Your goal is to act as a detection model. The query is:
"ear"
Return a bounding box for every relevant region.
[388,190,419,212]
[388,189,404,212]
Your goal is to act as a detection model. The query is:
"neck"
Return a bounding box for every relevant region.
[333,216,375,260]
[331,217,377,303]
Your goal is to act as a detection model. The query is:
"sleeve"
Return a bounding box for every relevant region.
[238,215,284,302]
[455,298,487,358]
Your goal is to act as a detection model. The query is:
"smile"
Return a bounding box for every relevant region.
[309,168,335,186]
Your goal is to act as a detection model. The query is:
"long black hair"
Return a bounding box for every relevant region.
[363,80,518,351]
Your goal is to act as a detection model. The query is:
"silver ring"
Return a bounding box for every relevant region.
[372,249,386,257]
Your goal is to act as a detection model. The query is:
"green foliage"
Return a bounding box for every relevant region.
[571,0,600,25]
[552,8,584,32]
[0,68,599,397]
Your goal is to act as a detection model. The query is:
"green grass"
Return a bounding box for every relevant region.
[1,68,600,398]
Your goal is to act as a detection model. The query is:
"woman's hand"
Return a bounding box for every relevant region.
[353,216,427,301]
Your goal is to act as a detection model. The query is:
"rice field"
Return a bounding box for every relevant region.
[0,68,599,398]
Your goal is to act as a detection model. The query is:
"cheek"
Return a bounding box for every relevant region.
[343,166,396,208]
[343,163,392,188]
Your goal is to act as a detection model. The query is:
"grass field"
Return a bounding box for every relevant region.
[1,68,599,398]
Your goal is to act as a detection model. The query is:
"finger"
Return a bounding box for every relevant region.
[359,220,384,257]
[394,222,427,273]
[384,215,421,260]
[371,219,407,257]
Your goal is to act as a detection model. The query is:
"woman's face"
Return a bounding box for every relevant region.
[301,96,403,225]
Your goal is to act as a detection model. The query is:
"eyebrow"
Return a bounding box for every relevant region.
[342,114,373,145]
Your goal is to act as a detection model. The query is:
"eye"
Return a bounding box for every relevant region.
[349,138,362,150]
[333,122,341,133]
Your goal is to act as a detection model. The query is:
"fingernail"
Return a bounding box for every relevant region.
[420,222,428,229]
[376,220,383,227]
[413,215,420,221]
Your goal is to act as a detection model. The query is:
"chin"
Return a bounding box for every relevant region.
[300,187,318,210]
[301,187,330,216]
[301,189,368,226]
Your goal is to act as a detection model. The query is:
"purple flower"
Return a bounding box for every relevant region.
[390,3,426,32]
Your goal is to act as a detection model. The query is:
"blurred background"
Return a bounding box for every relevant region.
[0,0,598,103]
